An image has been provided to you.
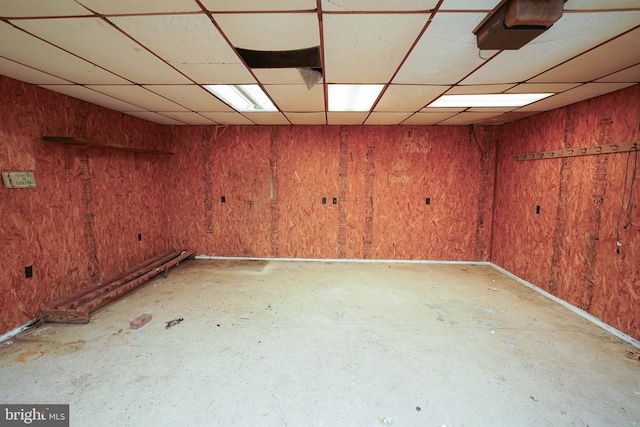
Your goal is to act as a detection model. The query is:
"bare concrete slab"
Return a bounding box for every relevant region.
[1,260,639,426]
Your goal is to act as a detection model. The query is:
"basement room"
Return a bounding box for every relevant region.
[1,0,639,426]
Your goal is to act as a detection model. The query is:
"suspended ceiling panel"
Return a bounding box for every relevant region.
[39,85,146,112]
[76,0,200,14]
[461,11,640,85]
[0,0,90,17]
[374,85,447,112]
[401,112,459,125]
[323,14,427,83]
[0,22,127,84]
[264,85,325,112]
[213,13,319,51]
[0,58,68,85]
[530,28,640,83]
[200,0,317,12]
[109,15,255,84]
[393,13,497,85]
[159,112,216,125]
[597,65,640,83]
[284,112,327,125]
[321,0,440,12]
[12,18,190,85]
[199,112,255,125]
[125,112,185,125]
[0,1,638,126]
[516,82,636,112]
[365,112,414,125]
[439,112,504,125]
[87,86,189,111]
[327,112,369,125]
[143,86,234,112]
[242,112,290,125]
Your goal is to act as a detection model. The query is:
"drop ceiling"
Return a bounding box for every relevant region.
[0,0,638,126]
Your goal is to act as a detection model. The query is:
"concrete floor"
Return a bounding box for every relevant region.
[1,260,639,426]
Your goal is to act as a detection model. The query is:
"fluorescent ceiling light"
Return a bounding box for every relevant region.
[328,84,384,112]
[204,84,277,112]
[428,93,553,108]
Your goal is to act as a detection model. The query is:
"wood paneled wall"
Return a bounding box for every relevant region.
[492,85,640,340]
[0,76,172,334]
[168,124,497,261]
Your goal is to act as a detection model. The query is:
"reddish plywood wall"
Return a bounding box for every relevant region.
[493,85,640,340]
[0,76,171,334]
[169,124,497,261]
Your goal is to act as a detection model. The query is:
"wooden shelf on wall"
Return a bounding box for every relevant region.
[42,136,174,156]
[515,140,638,161]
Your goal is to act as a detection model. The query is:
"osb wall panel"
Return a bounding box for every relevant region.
[0,76,170,334]
[170,124,496,261]
[493,85,640,340]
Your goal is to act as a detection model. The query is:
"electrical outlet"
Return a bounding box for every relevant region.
[25,266,33,279]
[138,233,142,241]
[221,196,226,203]
[536,205,541,214]
[426,197,431,205]
[322,197,327,204]
[332,197,337,204]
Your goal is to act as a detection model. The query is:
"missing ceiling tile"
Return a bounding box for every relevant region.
[236,46,321,69]
[298,67,323,89]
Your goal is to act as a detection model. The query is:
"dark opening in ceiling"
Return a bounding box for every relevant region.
[236,46,321,69]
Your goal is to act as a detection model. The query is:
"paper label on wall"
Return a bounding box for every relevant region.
[2,171,37,188]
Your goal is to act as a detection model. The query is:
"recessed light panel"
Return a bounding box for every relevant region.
[428,93,553,108]
[328,84,384,111]
[204,84,277,112]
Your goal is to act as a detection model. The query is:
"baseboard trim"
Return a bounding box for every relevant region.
[194,255,491,265]
[489,263,640,349]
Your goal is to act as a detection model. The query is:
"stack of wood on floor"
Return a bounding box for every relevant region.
[40,249,194,324]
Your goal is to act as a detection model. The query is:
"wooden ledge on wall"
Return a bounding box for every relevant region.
[515,140,638,161]
[42,136,174,170]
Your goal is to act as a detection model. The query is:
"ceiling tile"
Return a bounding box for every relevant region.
[242,112,291,125]
[447,84,516,94]
[0,22,127,84]
[438,0,499,10]
[475,111,540,125]
[563,0,640,10]
[38,85,145,111]
[125,111,186,125]
[110,15,255,84]
[467,107,518,113]
[596,65,640,83]
[88,85,189,111]
[0,58,69,85]
[401,112,458,125]
[213,13,319,51]
[323,14,428,83]
[530,28,640,83]
[12,18,191,84]
[462,12,640,85]
[201,0,317,11]
[393,12,497,85]
[439,111,504,125]
[253,69,320,85]
[516,83,636,112]
[75,0,200,14]
[158,112,216,125]
[327,112,368,125]
[506,83,582,93]
[264,85,325,112]
[321,0,439,11]
[365,112,414,125]
[143,85,234,111]
[0,0,91,17]
[374,85,447,112]
[284,112,327,125]
[199,112,255,125]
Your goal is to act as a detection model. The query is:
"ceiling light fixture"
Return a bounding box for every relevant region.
[204,84,277,112]
[328,84,384,112]
[428,93,553,108]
